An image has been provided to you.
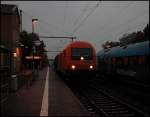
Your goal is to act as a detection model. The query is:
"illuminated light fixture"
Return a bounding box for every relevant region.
[34,56,41,59]
[16,47,20,57]
[25,56,41,60]
[13,53,17,57]
[32,19,38,23]
[80,56,84,60]
[89,65,93,69]
[71,65,76,70]
[25,56,33,59]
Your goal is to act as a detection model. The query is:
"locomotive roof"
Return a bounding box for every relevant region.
[71,41,92,45]
[97,40,149,58]
[65,41,94,48]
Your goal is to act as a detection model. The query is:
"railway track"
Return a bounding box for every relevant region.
[96,74,149,90]
[66,79,148,117]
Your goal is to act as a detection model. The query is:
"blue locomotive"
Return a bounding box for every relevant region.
[97,40,149,82]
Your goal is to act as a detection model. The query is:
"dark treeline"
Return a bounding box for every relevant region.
[102,24,149,49]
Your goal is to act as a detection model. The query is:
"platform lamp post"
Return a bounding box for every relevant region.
[32,19,38,72]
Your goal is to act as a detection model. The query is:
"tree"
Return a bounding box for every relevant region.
[20,30,33,49]
[102,41,120,49]
[134,31,144,43]
[119,32,137,45]
[101,23,149,49]
[20,30,48,68]
[143,24,149,39]
[28,33,40,42]
[35,40,46,56]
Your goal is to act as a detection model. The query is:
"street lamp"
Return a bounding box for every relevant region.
[32,19,38,72]
[32,19,38,33]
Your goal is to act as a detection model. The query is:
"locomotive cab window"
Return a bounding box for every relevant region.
[71,48,92,60]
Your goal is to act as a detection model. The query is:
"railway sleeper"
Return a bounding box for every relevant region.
[94,97,108,100]
[108,113,135,117]
[94,99,113,103]
[98,105,121,109]
[98,103,119,106]
[103,107,126,111]
[106,110,130,114]
[95,101,117,104]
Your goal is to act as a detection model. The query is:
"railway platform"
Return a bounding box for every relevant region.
[48,67,90,116]
[2,66,89,116]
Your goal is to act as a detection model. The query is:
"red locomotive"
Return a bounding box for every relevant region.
[54,41,96,77]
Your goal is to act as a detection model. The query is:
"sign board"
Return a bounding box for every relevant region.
[25,56,42,60]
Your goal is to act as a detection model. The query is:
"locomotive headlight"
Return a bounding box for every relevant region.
[80,56,84,60]
[71,65,76,70]
[89,65,93,69]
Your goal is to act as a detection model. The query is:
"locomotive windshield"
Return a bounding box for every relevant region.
[71,48,92,60]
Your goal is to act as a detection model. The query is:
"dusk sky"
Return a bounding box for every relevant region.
[2,1,149,59]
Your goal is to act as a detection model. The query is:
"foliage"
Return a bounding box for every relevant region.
[143,24,149,39]
[102,41,120,49]
[119,31,144,46]
[102,24,149,49]
[20,30,44,54]
[20,31,33,49]
[19,30,48,67]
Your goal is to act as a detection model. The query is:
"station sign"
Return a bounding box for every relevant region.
[25,56,42,60]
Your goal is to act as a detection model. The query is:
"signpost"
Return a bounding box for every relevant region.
[32,46,36,72]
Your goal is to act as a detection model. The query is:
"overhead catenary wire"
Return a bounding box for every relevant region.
[22,10,75,43]
[21,2,148,43]
[101,11,148,41]
[37,22,55,36]
[107,8,148,33]
[90,1,148,44]
[73,1,92,26]
[22,10,59,37]
[22,10,69,36]
[72,1,139,35]
[94,1,134,32]
[98,22,148,45]
[63,1,68,31]
[83,1,144,39]
[71,1,147,40]
[115,22,148,39]
[71,1,101,36]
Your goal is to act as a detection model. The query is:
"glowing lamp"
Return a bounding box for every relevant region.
[71,65,76,70]
[80,56,84,60]
[89,65,93,69]
[13,53,17,57]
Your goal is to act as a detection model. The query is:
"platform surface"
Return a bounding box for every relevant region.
[3,66,90,116]
[48,67,90,116]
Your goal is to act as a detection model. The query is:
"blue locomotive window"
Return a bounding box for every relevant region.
[71,48,92,60]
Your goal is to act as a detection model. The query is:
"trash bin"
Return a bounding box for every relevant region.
[11,74,18,91]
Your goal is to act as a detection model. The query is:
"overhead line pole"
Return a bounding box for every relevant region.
[44,50,63,53]
[39,36,76,42]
